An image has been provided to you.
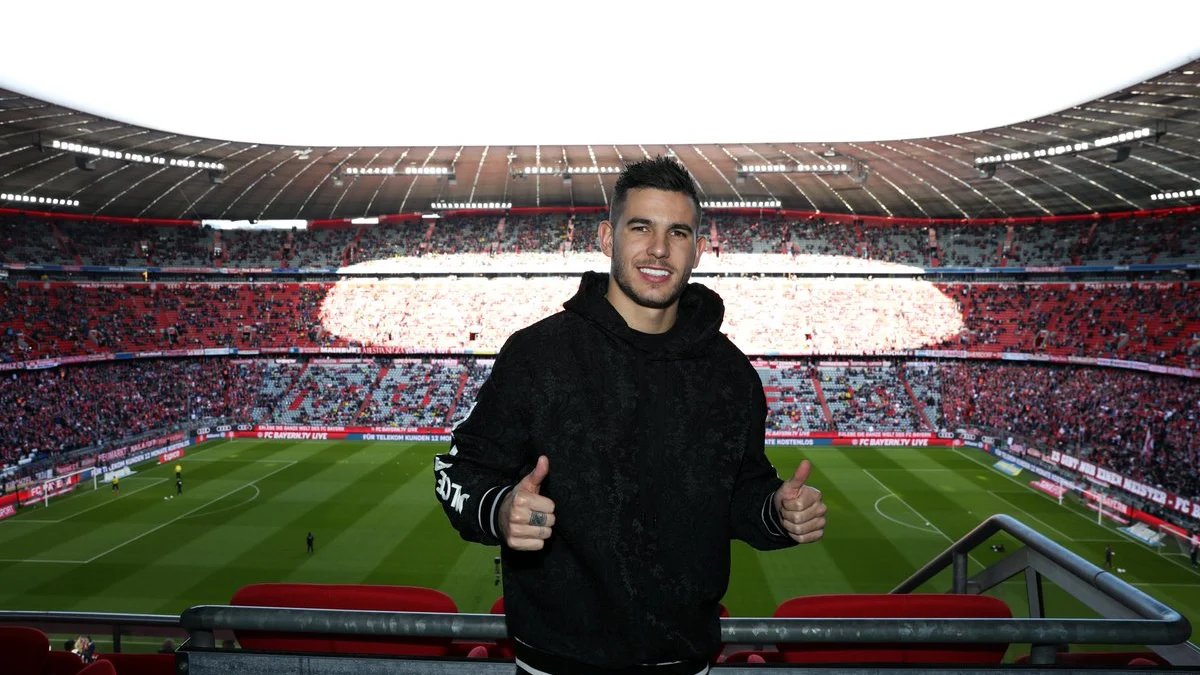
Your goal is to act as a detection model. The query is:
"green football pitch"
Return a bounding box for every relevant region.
[2,438,1198,656]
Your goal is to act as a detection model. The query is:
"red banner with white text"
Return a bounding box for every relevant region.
[1046,448,1200,521]
[0,492,18,521]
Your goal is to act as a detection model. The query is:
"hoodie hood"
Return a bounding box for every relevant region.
[562,271,725,359]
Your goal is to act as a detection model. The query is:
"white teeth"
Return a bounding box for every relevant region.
[640,268,669,277]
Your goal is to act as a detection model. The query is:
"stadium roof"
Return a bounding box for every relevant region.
[1,3,1199,221]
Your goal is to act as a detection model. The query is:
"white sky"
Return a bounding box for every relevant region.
[3,1,1199,147]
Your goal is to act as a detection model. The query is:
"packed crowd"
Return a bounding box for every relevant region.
[1157,215,1200,264]
[858,225,929,266]
[348,221,430,263]
[710,217,792,254]
[502,215,596,255]
[940,362,1200,499]
[941,282,1200,367]
[3,212,1197,269]
[933,223,1007,268]
[0,282,349,359]
[3,357,1197,502]
[289,228,355,268]
[0,359,265,466]
[2,280,1197,369]
[218,229,290,267]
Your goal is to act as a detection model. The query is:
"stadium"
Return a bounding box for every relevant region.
[1,4,1200,673]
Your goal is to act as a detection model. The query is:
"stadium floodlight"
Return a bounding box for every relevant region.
[1151,189,1199,201]
[430,201,512,210]
[344,166,395,175]
[974,127,1153,166]
[47,139,224,170]
[700,199,782,209]
[522,166,622,175]
[737,163,850,174]
[1,192,80,208]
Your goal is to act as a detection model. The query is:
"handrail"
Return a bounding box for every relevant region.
[6,515,1195,665]
[894,514,1186,621]
[0,610,182,653]
[0,611,178,625]
[178,514,1196,666]
[179,606,1187,646]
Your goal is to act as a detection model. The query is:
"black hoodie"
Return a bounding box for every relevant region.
[435,272,794,672]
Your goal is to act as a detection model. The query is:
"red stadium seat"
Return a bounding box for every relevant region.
[772,593,1012,664]
[230,583,458,656]
[76,661,116,675]
[0,625,49,675]
[43,651,86,675]
[96,653,174,675]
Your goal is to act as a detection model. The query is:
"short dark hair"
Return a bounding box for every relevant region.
[610,156,702,228]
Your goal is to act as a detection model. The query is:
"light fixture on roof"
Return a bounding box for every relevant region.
[974,127,1155,165]
[737,163,850,174]
[169,158,225,170]
[700,200,781,209]
[523,165,622,175]
[1,192,80,208]
[430,201,512,210]
[48,139,224,170]
[1150,189,1199,201]
[344,166,394,175]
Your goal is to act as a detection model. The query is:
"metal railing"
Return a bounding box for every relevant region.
[0,610,182,653]
[172,514,1198,673]
[4,514,1196,673]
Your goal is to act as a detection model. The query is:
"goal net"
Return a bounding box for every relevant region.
[1158,524,1199,559]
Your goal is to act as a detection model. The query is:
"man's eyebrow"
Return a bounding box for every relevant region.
[624,217,694,234]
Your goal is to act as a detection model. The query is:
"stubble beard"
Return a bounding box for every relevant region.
[611,259,690,310]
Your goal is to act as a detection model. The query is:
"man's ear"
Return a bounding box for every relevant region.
[692,235,708,269]
[598,220,614,258]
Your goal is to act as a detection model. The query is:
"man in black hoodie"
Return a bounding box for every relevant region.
[435,157,827,675]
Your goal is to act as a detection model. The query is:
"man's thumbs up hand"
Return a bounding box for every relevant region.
[773,459,826,544]
[498,456,556,550]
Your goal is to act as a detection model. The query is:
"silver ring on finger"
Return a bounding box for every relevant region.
[528,510,547,527]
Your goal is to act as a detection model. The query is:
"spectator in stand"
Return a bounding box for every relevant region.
[0,359,265,466]
[941,361,1200,501]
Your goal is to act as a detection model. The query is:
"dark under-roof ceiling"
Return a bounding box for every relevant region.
[1,61,1198,222]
